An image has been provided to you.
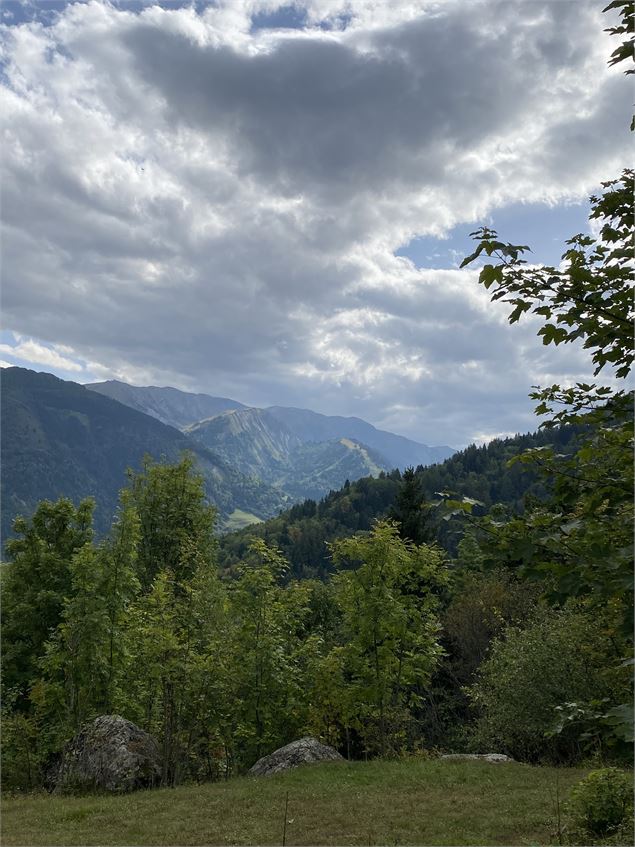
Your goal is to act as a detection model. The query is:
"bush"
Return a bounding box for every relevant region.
[567,767,634,842]
[468,604,629,763]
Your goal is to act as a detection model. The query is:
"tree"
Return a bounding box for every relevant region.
[468,602,631,763]
[460,173,633,627]
[1,497,94,701]
[458,1,634,744]
[123,459,224,785]
[226,540,316,767]
[127,454,217,589]
[329,521,448,755]
[388,467,436,545]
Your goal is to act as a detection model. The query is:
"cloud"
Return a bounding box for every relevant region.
[0,338,84,372]
[0,0,630,447]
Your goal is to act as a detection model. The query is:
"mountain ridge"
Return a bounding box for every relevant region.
[87,380,246,430]
[185,407,391,501]
[1,368,286,540]
[87,380,455,468]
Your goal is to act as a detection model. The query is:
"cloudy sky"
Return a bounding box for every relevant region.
[1,0,631,447]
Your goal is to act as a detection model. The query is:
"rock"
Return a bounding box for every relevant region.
[55,715,161,793]
[249,736,344,776]
[440,753,515,763]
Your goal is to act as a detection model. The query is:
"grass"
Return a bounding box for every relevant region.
[224,509,264,531]
[1,757,610,846]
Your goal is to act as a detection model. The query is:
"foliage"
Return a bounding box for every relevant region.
[224,539,315,768]
[417,569,540,750]
[329,521,448,756]
[127,455,217,588]
[34,500,139,739]
[459,42,634,634]
[456,6,635,751]
[460,166,633,379]
[468,604,630,763]
[567,767,634,842]
[443,569,539,684]
[388,466,437,545]
[0,696,43,791]
[1,497,94,700]
[218,425,574,579]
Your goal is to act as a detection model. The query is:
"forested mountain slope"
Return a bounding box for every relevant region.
[218,425,579,578]
[1,368,286,539]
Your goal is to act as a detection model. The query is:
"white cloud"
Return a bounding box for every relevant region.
[0,339,84,372]
[0,0,630,446]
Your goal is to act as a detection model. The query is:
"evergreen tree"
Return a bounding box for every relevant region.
[388,466,435,545]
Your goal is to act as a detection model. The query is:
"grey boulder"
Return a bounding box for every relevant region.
[440,753,515,763]
[249,736,343,776]
[55,714,161,793]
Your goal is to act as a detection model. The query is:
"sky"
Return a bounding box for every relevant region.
[0,0,631,448]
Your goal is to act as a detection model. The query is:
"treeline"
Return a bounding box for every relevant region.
[218,425,578,579]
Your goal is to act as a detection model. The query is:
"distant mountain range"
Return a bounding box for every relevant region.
[1,368,284,541]
[266,406,453,469]
[185,408,390,502]
[87,380,246,429]
[89,380,454,468]
[2,368,454,540]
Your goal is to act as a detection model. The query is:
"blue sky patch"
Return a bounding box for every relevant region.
[251,5,307,32]
[397,200,593,270]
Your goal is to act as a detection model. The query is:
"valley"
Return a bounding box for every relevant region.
[1,367,453,540]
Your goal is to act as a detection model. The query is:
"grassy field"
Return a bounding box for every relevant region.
[1,757,612,847]
[224,509,264,531]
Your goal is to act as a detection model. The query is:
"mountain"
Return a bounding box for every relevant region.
[86,381,454,469]
[186,408,302,480]
[87,380,245,429]
[218,426,579,579]
[265,406,454,469]
[1,368,287,541]
[186,407,391,502]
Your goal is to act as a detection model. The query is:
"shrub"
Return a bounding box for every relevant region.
[567,767,634,842]
[468,604,629,763]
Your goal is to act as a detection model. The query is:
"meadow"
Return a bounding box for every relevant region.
[1,758,608,847]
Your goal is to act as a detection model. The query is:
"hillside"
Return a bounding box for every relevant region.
[267,405,455,468]
[218,425,579,578]
[87,380,245,429]
[86,381,453,470]
[186,407,391,501]
[1,368,286,539]
[185,407,303,479]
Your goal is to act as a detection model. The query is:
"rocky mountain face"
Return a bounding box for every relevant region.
[266,406,455,469]
[1,368,286,540]
[186,408,391,502]
[186,408,303,480]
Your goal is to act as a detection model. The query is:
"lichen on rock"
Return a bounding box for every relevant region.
[249,736,344,777]
[55,715,161,793]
